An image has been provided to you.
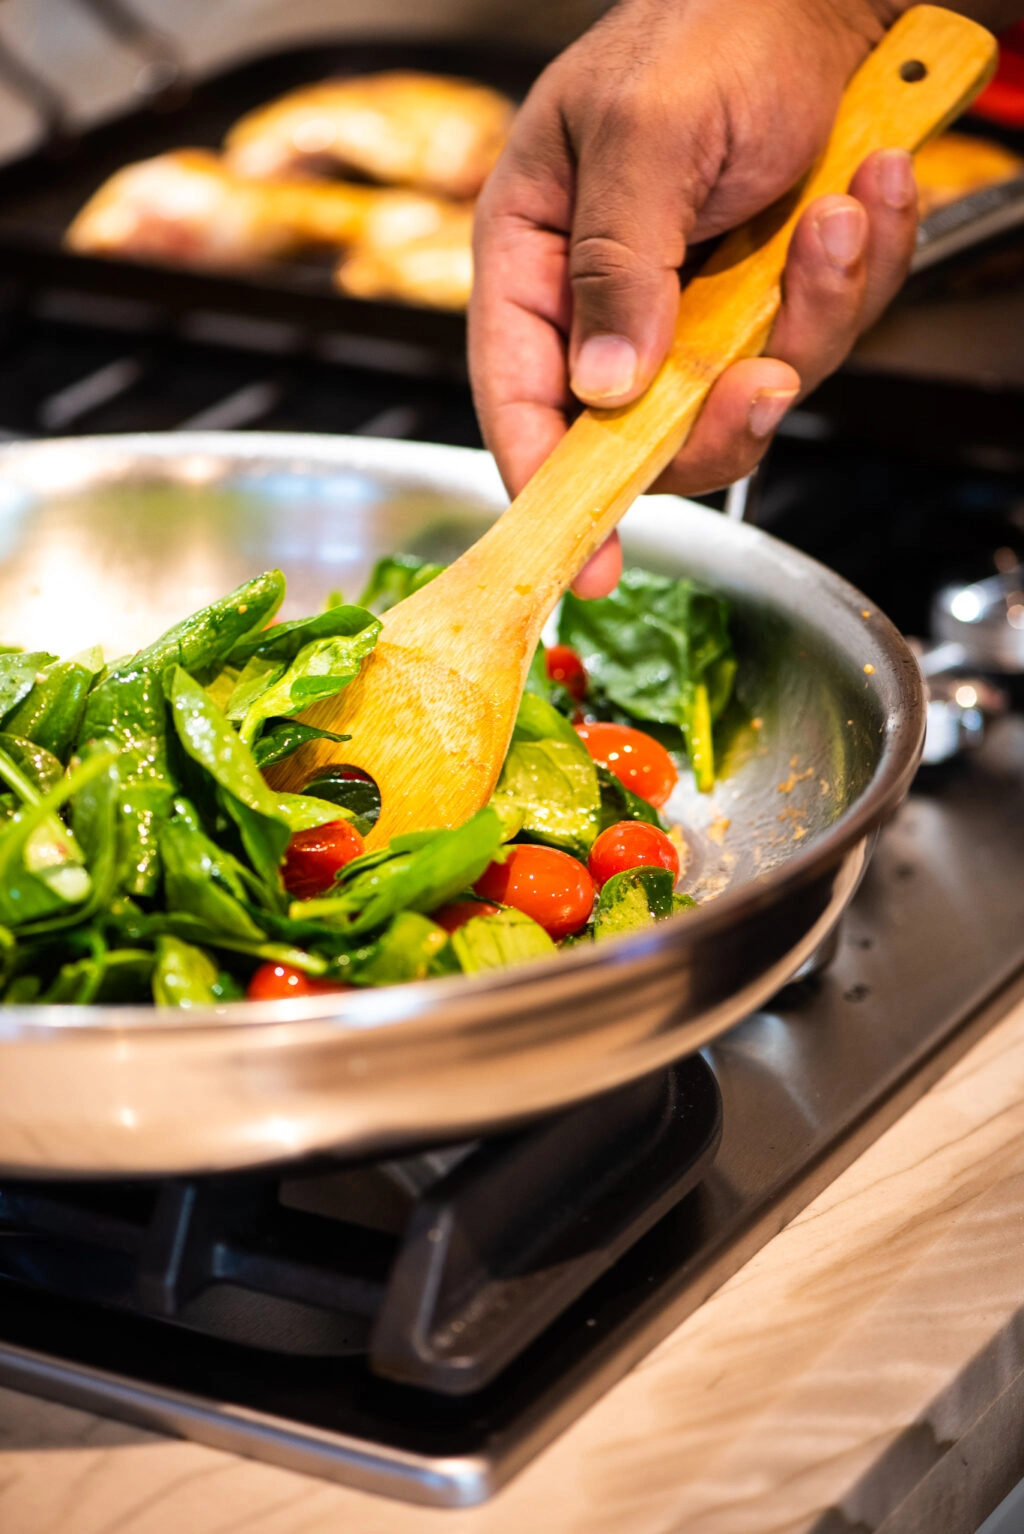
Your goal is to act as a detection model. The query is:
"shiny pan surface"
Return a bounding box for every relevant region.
[0,434,924,1175]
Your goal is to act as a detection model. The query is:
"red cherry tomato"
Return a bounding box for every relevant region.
[432,899,501,933]
[588,821,680,889]
[574,721,678,808]
[282,819,365,900]
[545,644,587,701]
[475,846,594,941]
[246,964,352,1001]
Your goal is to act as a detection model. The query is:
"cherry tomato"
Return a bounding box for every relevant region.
[475,846,594,941]
[545,644,587,701]
[574,721,678,808]
[432,900,501,933]
[282,819,365,900]
[588,821,680,889]
[246,964,352,1001]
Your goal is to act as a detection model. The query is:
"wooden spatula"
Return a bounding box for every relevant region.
[268,6,996,849]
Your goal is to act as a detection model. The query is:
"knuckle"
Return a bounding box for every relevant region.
[569,233,646,291]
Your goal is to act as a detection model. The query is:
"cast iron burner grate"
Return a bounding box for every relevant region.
[0,1059,721,1396]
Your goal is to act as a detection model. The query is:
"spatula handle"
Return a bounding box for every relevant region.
[474,4,996,623]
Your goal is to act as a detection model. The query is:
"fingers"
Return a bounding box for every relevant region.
[571,530,623,600]
[469,174,575,497]
[654,149,917,500]
[649,358,801,499]
[767,149,917,395]
[565,121,708,411]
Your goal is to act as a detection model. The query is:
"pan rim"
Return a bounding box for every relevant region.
[0,431,925,1040]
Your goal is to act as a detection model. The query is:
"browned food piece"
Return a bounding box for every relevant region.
[914,131,1024,218]
[335,205,475,310]
[65,149,460,271]
[224,72,514,199]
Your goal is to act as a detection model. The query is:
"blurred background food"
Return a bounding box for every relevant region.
[63,71,508,308]
[914,130,1023,217]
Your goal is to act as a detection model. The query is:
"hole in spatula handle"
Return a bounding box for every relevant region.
[900,59,928,83]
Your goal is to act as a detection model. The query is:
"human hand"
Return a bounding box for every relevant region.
[468,0,920,596]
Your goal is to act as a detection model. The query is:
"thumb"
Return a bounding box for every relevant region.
[568,128,697,408]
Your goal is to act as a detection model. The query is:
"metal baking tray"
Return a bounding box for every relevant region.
[0,37,546,361]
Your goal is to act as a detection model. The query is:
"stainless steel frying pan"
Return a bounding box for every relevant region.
[0,433,924,1176]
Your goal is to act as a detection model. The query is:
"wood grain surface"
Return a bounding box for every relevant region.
[5,984,1024,1534]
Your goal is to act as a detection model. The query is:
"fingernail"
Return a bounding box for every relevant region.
[748,387,798,439]
[572,335,639,402]
[877,148,915,210]
[816,204,866,268]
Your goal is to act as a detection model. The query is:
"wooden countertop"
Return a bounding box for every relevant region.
[5,984,1024,1534]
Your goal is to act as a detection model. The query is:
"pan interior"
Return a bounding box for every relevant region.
[0,435,887,906]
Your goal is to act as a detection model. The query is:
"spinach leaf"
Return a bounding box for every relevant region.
[159,804,266,942]
[228,603,378,667]
[273,792,358,833]
[167,666,290,893]
[252,720,350,771]
[358,553,445,613]
[595,763,667,833]
[303,769,380,833]
[295,808,503,937]
[0,743,90,910]
[153,914,327,977]
[6,647,103,761]
[491,740,599,856]
[490,688,600,855]
[0,653,57,723]
[0,734,63,796]
[44,947,153,1005]
[348,911,451,985]
[594,867,697,941]
[230,626,380,746]
[512,690,583,749]
[559,569,734,792]
[152,934,220,1007]
[78,663,173,896]
[0,749,113,926]
[134,569,285,680]
[68,742,124,918]
[452,907,555,973]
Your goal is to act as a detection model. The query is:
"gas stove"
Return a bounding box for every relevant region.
[0,266,1023,1506]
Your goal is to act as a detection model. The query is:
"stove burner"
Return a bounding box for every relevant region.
[0,1058,721,1397]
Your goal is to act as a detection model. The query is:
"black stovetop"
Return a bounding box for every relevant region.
[1,265,1024,1505]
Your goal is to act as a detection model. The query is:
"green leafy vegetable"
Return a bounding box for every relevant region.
[594,867,697,941]
[559,569,735,791]
[0,734,64,796]
[159,803,267,942]
[152,934,220,1007]
[0,558,723,1007]
[347,911,451,985]
[6,648,103,761]
[252,720,350,771]
[0,653,57,723]
[359,553,445,613]
[295,808,503,936]
[167,665,290,893]
[229,626,379,745]
[595,763,667,833]
[303,770,380,833]
[273,792,358,833]
[452,907,555,973]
